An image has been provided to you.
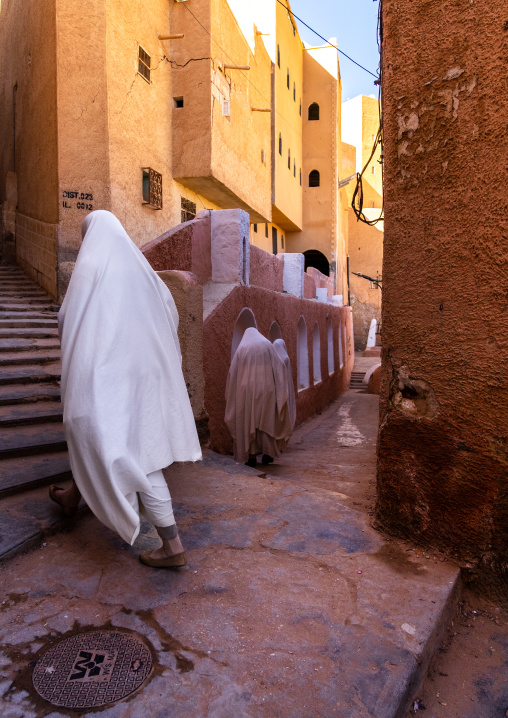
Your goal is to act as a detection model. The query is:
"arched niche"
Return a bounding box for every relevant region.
[231,307,257,360]
[268,321,282,343]
[313,322,322,384]
[304,249,330,277]
[308,102,319,121]
[297,316,309,390]
[309,169,320,187]
[327,318,334,375]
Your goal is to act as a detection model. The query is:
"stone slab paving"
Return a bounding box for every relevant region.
[0,391,460,718]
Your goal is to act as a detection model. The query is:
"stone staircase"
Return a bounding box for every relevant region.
[0,266,75,560]
[349,369,366,390]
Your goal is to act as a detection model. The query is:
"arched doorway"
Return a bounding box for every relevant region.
[303,249,330,277]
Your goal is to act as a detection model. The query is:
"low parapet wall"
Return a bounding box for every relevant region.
[204,285,354,455]
[249,245,283,292]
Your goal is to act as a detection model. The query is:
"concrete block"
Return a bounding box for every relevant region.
[211,209,250,286]
[283,253,305,298]
[316,287,328,303]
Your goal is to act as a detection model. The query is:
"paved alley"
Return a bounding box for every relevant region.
[0,390,460,718]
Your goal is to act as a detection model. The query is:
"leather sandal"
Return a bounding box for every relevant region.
[49,485,79,517]
[139,550,188,568]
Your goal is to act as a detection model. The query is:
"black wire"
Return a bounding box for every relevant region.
[275,0,378,78]
[351,0,384,227]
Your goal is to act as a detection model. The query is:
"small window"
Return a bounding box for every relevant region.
[287,68,290,89]
[293,82,296,102]
[261,149,266,164]
[371,201,375,208]
[278,133,282,155]
[222,98,230,116]
[288,149,291,169]
[138,45,151,83]
[272,226,277,255]
[281,235,284,249]
[372,165,376,174]
[265,224,268,238]
[254,223,258,233]
[142,168,162,209]
[277,45,280,68]
[299,168,302,186]
[299,100,302,116]
[308,102,319,121]
[181,197,196,223]
[309,170,320,187]
[173,96,184,108]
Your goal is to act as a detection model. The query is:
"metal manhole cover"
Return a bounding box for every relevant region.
[32,630,152,709]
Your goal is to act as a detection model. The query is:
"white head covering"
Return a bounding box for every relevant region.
[273,338,296,433]
[225,327,291,462]
[59,210,201,544]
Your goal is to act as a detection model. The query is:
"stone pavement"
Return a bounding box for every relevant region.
[0,390,460,718]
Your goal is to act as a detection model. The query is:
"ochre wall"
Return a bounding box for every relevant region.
[271,0,303,232]
[204,285,354,454]
[0,0,59,295]
[378,0,508,591]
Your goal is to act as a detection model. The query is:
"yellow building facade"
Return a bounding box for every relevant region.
[341,95,383,349]
[0,0,347,300]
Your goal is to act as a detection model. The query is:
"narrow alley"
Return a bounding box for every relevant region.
[0,386,463,718]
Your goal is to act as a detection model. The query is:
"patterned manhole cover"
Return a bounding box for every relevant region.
[32,630,152,709]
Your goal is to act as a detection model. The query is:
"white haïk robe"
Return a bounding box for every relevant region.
[59,210,201,544]
[273,338,297,434]
[225,327,291,463]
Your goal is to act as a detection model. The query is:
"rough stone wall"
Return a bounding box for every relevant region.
[378,0,508,590]
[204,285,353,454]
[16,214,58,296]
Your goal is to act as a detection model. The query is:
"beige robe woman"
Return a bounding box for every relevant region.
[225,327,291,463]
[273,338,297,435]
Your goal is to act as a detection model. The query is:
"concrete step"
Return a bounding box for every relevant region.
[0,364,61,386]
[0,290,50,298]
[0,450,71,497]
[0,422,67,459]
[0,327,59,339]
[0,481,86,563]
[0,318,58,329]
[0,310,59,319]
[0,297,53,305]
[0,382,61,406]
[0,350,61,366]
[0,337,60,353]
[0,401,63,427]
[0,303,56,312]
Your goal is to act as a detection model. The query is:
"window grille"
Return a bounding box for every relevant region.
[138,45,151,83]
[309,169,320,187]
[181,197,196,223]
[142,168,162,209]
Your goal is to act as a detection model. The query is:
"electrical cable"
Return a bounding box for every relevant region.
[275,0,378,78]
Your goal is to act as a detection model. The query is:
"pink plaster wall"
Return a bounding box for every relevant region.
[249,245,284,292]
[304,273,316,299]
[307,267,335,298]
[141,214,212,284]
[203,285,354,455]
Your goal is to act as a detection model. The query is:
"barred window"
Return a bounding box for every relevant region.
[181,197,196,223]
[142,168,162,209]
[138,45,151,83]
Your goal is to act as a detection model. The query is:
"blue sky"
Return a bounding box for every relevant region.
[288,0,380,100]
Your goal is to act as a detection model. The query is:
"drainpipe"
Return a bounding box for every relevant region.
[346,255,351,306]
[12,83,18,172]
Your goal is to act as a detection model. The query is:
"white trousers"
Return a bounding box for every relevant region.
[131,469,175,528]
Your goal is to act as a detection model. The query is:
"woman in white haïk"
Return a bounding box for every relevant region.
[225,327,291,467]
[272,338,297,437]
[49,210,201,568]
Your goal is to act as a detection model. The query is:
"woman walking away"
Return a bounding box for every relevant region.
[225,327,291,467]
[49,210,201,568]
[273,337,296,436]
